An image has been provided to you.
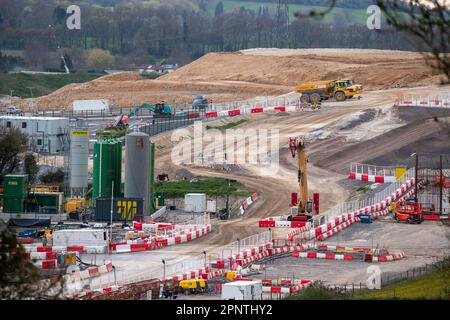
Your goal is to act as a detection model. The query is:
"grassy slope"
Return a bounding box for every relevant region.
[155,177,251,198]
[291,262,450,300]
[0,73,102,99]
[206,0,369,24]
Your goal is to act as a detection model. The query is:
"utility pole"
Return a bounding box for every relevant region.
[110,180,114,253]
[439,155,443,215]
[414,154,418,205]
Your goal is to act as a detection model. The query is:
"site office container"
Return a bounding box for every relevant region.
[3,175,28,198]
[94,197,143,222]
[221,280,263,300]
[92,139,122,200]
[53,228,109,247]
[184,193,207,213]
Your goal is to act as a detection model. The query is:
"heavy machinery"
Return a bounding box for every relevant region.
[192,95,208,110]
[394,201,424,224]
[96,114,129,138]
[295,79,363,103]
[129,102,172,117]
[178,278,208,294]
[287,137,317,221]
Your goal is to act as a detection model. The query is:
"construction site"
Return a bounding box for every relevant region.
[1,48,450,301]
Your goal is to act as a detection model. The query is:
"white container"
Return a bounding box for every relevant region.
[53,228,108,247]
[221,281,262,300]
[206,200,216,213]
[184,193,206,213]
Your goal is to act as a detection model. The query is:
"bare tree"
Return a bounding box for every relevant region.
[295,0,450,83]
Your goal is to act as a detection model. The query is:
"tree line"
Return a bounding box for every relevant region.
[0,0,421,71]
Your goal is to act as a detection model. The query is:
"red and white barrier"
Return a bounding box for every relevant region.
[397,95,450,108]
[293,250,405,263]
[112,224,212,253]
[259,216,310,228]
[348,172,397,183]
[239,193,258,215]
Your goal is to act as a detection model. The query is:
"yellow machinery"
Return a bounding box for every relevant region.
[288,137,314,221]
[226,271,237,281]
[295,79,363,103]
[64,198,86,213]
[178,279,207,294]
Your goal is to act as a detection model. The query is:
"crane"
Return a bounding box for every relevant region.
[288,137,315,221]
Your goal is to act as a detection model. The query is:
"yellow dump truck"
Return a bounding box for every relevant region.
[295,79,363,103]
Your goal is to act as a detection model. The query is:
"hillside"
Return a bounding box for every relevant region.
[21,49,445,111]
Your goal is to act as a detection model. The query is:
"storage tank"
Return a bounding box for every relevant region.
[92,139,122,201]
[125,132,151,214]
[69,128,89,196]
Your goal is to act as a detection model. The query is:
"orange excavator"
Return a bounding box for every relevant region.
[287,137,318,221]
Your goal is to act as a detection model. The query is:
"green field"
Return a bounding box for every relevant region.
[0,73,102,99]
[291,259,450,300]
[206,0,370,24]
[155,177,251,198]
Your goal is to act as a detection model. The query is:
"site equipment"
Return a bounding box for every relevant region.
[192,95,208,110]
[295,79,363,103]
[96,114,129,138]
[287,137,316,221]
[394,202,424,224]
[359,214,373,223]
[129,102,172,117]
[178,279,208,294]
[222,280,263,300]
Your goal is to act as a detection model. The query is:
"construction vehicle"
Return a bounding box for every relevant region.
[287,137,317,221]
[295,79,363,103]
[129,102,172,118]
[96,114,129,138]
[394,202,424,224]
[192,95,208,110]
[178,278,208,294]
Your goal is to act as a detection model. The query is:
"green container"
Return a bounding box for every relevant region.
[27,193,61,214]
[4,175,28,198]
[3,196,25,213]
[93,139,122,201]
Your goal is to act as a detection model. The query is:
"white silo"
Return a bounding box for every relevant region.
[69,127,89,196]
[125,132,151,215]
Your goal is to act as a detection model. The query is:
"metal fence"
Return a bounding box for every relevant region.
[350,162,397,177]
[321,167,415,218]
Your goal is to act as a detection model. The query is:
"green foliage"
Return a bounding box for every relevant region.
[0,221,63,299]
[24,153,38,184]
[39,169,64,185]
[0,51,24,73]
[87,49,116,70]
[155,177,250,198]
[0,128,28,183]
[0,73,101,98]
[289,282,346,300]
[206,119,247,131]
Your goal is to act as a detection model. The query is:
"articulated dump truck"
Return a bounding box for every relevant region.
[295,79,363,103]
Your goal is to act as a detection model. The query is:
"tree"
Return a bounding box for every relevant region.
[39,168,64,185]
[295,0,450,83]
[0,128,28,184]
[215,1,224,17]
[23,41,49,67]
[24,153,38,184]
[0,221,64,299]
[87,49,115,70]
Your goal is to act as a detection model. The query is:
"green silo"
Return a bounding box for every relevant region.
[92,139,122,202]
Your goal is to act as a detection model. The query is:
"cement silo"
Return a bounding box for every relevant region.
[69,128,89,196]
[125,132,151,215]
[93,138,122,201]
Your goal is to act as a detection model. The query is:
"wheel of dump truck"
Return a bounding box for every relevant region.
[310,93,321,103]
[335,91,346,101]
[300,94,310,103]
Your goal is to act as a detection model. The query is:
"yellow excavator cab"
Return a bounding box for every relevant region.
[226,271,237,281]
